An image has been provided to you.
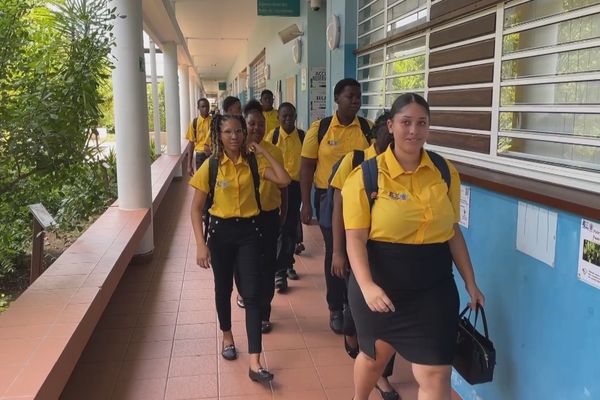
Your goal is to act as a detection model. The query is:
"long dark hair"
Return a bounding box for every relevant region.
[389,93,430,119]
[209,114,249,160]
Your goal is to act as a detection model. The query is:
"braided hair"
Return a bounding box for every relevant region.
[209,114,250,161]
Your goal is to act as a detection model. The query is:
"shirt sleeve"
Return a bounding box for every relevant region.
[341,167,371,230]
[330,152,354,190]
[264,128,275,144]
[446,161,461,223]
[185,122,194,142]
[189,158,210,193]
[300,120,320,159]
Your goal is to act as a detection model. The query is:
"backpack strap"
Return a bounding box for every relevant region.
[246,153,262,212]
[298,129,305,143]
[271,127,280,145]
[361,157,379,209]
[207,156,218,210]
[425,150,451,191]
[357,116,371,142]
[192,117,198,142]
[317,116,333,145]
[351,149,365,169]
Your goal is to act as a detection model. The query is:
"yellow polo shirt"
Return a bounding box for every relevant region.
[301,113,371,189]
[264,127,302,181]
[342,146,460,244]
[185,115,212,152]
[189,153,263,218]
[330,144,377,190]
[263,109,279,136]
[257,141,284,212]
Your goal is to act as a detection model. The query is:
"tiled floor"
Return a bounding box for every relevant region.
[61,179,420,400]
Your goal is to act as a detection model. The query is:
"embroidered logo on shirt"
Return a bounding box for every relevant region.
[216,180,229,188]
[327,140,338,146]
[389,192,408,200]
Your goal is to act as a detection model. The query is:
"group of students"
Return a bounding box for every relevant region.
[188,79,485,400]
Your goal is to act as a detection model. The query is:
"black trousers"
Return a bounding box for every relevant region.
[259,209,280,322]
[314,188,346,312]
[207,216,262,354]
[195,152,209,169]
[276,181,301,276]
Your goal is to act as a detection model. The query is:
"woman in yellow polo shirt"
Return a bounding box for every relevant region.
[244,100,286,334]
[342,94,485,400]
[190,114,290,383]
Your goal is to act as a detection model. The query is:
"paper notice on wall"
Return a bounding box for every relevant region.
[309,67,327,123]
[578,219,600,290]
[459,185,470,228]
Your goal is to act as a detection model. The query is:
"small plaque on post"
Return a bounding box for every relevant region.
[28,203,57,229]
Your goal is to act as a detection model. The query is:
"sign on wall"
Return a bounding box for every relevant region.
[309,67,326,123]
[578,219,600,290]
[257,0,300,16]
[459,185,470,228]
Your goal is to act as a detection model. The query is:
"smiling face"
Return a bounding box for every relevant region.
[278,105,296,133]
[246,110,266,143]
[219,118,245,153]
[387,102,429,156]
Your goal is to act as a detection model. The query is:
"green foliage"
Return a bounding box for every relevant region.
[0,0,117,286]
[583,240,600,266]
[147,81,166,132]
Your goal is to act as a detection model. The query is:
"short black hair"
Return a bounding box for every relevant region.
[278,102,296,114]
[222,96,240,113]
[334,78,361,97]
[197,98,209,108]
[243,99,263,118]
[389,93,430,119]
[260,89,274,98]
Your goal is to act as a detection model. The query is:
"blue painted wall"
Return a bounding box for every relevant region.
[453,185,600,400]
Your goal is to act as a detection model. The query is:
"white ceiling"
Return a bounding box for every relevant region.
[173,0,259,94]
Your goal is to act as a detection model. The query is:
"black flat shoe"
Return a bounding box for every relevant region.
[329,310,343,334]
[287,267,299,280]
[261,321,272,334]
[294,242,305,255]
[221,344,237,361]
[274,275,288,292]
[248,367,274,383]
[375,384,400,400]
[344,335,359,359]
[236,295,245,308]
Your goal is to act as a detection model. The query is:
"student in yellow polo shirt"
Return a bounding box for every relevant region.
[189,114,290,383]
[264,102,304,291]
[300,78,372,334]
[341,93,485,400]
[243,100,287,334]
[186,98,212,176]
[260,89,279,134]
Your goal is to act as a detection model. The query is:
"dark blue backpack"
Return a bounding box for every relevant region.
[318,150,366,229]
[271,127,305,145]
[361,150,451,209]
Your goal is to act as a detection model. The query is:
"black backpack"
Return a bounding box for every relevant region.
[206,153,262,213]
[361,150,451,209]
[318,149,366,229]
[192,117,199,142]
[271,127,305,145]
[317,116,371,146]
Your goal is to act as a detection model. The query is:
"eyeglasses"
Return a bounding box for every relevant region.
[221,128,244,137]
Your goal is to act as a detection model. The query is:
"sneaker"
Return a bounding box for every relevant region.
[294,242,305,255]
[329,310,343,334]
[286,267,299,280]
[236,295,245,308]
[274,275,288,292]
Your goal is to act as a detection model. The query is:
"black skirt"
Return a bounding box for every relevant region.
[348,240,459,365]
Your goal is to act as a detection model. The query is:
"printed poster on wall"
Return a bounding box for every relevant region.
[309,67,326,123]
[459,185,470,228]
[578,219,600,290]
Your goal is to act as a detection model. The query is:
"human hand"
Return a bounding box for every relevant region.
[247,141,265,155]
[187,165,194,177]
[300,204,312,225]
[196,242,211,269]
[362,282,395,313]
[204,144,212,155]
[466,283,485,310]
[331,252,348,278]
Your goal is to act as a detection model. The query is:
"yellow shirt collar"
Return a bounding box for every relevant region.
[383,146,436,179]
[332,112,360,128]
[279,127,298,139]
[198,114,211,123]
[220,152,246,166]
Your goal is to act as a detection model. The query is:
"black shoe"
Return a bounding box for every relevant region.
[248,367,274,383]
[221,344,237,361]
[375,384,400,400]
[287,267,299,280]
[236,295,245,308]
[294,242,305,255]
[261,321,272,334]
[329,310,343,334]
[344,335,359,359]
[275,275,288,292]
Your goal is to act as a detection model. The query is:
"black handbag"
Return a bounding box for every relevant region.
[453,304,496,384]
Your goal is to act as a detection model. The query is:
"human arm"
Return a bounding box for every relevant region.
[249,141,291,187]
[187,141,195,177]
[449,225,485,309]
[300,157,316,224]
[331,189,348,278]
[190,190,211,268]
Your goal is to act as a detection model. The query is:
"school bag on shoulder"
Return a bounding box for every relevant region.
[318,149,366,229]
[271,127,305,145]
[317,116,370,146]
[361,150,451,209]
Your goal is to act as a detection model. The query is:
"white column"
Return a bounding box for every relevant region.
[179,65,190,137]
[110,0,153,255]
[189,72,196,119]
[163,42,181,160]
[149,39,161,155]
